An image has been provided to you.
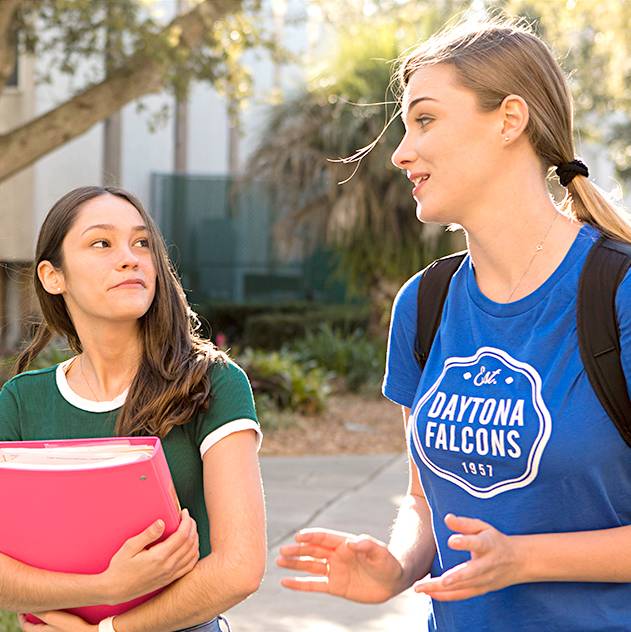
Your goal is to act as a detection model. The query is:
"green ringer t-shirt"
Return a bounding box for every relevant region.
[0,358,261,559]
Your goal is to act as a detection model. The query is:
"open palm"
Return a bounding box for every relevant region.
[277,528,404,604]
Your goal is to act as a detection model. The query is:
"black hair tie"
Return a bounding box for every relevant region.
[555,159,589,187]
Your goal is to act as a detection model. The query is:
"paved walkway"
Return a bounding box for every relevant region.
[227,454,430,631]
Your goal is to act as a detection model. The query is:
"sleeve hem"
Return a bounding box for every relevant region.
[382,384,416,409]
[199,418,262,457]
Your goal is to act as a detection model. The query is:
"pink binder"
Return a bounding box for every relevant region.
[0,436,181,624]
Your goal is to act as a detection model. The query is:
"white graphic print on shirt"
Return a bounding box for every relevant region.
[410,347,551,499]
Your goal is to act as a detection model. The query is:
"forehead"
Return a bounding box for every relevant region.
[402,63,470,115]
[72,194,144,229]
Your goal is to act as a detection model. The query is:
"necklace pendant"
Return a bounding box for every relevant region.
[535,243,544,251]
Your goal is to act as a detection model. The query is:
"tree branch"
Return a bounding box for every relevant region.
[0,0,24,94]
[0,0,243,183]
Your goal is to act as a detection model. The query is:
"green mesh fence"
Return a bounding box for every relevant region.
[150,174,348,305]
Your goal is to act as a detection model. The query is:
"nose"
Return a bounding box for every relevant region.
[391,131,417,170]
[117,244,140,270]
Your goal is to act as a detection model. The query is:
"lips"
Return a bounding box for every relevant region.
[410,174,430,196]
[112,279,146,289]
[409,173,430,186]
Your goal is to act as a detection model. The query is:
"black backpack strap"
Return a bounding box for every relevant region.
[414,251,467,370]
[578,235,631,448]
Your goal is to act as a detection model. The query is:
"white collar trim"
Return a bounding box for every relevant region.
[56,358,128,413]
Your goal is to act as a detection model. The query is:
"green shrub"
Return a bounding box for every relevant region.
[0,345,72,387]
[290,324,386,391]
[0,611,19,632]
[194,301,316,341]
[194,301,370,349]
[242,305,370,349]
[238,348,330,418]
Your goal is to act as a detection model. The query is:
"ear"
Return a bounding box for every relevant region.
[37,260,65,296]
[499,94,529,144]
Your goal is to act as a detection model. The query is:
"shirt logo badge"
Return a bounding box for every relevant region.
[410,347,551,498]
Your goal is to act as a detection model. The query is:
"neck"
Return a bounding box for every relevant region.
[462,167,581,302]
[75,320,142,400]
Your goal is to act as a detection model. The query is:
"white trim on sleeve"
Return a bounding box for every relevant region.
[199,418,262,457]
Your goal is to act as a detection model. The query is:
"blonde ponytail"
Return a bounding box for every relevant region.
[561,174,631,244]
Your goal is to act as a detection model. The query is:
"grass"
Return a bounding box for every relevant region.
[0,610,20,631]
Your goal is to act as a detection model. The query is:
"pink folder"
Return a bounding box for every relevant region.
[0,436,181,624]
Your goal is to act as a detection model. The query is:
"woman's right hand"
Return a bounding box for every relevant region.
[100,508,200,604]
[277,528,404,604]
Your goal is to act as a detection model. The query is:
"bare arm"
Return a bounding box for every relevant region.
[0,512,197,612]
[518,525,631,583]
[414,514,631,602]
[387,406,436,592]
[110,430,266,632]
[0,553,107,612]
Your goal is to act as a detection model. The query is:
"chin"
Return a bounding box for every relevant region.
[415,200,459,226]
[109,303,153,322]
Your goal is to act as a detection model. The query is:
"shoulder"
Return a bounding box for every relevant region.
[390,252,468,320]
[391,270,423,321]
[208,357,251,389]
[2,365,57,396]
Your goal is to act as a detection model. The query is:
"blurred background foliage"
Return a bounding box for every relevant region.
[252,0,631,320]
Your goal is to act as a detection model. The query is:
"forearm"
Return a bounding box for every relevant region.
[515,524,631,584]
[112,551,263,632]
[0,551,106,612]
[388,494,436,594]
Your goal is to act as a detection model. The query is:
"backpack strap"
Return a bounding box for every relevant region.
[414,251,467,370]
[577,235,631,448]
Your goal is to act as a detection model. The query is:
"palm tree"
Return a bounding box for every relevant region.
[250,8,467,318]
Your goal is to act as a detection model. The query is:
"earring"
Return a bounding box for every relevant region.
[504,136,510,142]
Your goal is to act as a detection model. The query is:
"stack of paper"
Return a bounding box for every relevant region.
[0,442,154,468]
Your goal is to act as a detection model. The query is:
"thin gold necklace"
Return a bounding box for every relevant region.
[506,212,559,303]
[80,355,101,402]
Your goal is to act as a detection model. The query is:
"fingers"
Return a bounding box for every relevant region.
[444,513,490,534]
[122,518,166,554]
[294,528,354,549]
[346,534,383,556]
[279,543,333,560]
[280,575,330,593]
[415,585,481,601]
[17,614,41,632]
[276,555,328,575]
[150,509,196,558]
[447,532,487,555]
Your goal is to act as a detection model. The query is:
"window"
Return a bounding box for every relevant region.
[6,62,18,87]
[6,40,18,87]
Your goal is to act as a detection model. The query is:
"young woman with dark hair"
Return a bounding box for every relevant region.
[278,15,631,632]
[0,186,266,632]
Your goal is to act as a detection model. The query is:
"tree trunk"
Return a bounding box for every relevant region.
[0,0,243,183]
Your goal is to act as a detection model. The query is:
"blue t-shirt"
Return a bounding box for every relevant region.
[383,224,631,631]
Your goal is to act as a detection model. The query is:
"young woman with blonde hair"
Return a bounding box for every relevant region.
[0,186,266,632]
[278,15,631,631]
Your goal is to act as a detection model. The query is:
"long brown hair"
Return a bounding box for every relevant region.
[15,186,225,438]
[396,14,631,242]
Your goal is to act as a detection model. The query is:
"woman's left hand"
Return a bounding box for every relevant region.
[18,611,97,632]
[413,513,525,601]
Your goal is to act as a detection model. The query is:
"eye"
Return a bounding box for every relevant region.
[416,116,433,128]
[134,237,150,248]
[91,239,110,248]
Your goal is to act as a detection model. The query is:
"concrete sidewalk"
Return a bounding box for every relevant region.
[227,454,430,631]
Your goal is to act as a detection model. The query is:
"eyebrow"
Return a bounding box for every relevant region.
[402,96,440,118]
[81,224,147,236]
